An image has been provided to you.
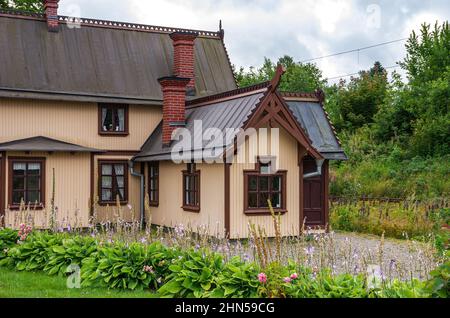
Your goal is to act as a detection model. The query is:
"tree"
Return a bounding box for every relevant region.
[234,55,326,92]
[326,62,388,131]
[0,0,43,12]
[373,21,450,156]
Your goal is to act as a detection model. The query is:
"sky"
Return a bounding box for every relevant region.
[58,0,450,83]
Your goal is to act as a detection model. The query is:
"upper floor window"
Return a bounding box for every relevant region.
[148,162,159,206]
[9,158,45,209]
[98,104,129,136]
[182,163,200,212]
[99,160,128,204]
[244,159,286,214]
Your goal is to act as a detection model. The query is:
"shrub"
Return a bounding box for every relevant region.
[157,248,224,298]
[209,256,260,298]
[0,228,18,260]
[0,231,63,271]
[283,267,369,298]
[380,279,430,298]
[81,241,177,290]
[43,235,98,276]
[425,257,449,298]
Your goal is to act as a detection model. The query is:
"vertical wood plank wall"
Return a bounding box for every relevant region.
[149,161,225,237]
[229,126,303,239]
[0,98,162,228]
[3,152,91,228]
[0,98,162,150]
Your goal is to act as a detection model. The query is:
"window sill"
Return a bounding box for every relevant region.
[244,209,287,216]
[98,201,129,206]
[98,131,129,137]
[182,205,200,213]
[8,205,45,211]
[149,202,159,207]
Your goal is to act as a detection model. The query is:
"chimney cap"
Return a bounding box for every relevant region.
[158,76,191,86]
[169,31,199,41]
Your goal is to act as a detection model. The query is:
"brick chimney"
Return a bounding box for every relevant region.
[169,31,198,95]
[43,0,59,32]
[158,76,191,146]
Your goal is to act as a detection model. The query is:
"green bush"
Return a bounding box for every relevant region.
[158,248,224,298]
[329,200,447,239]
[81,241,177,290]
[425,257,450,298]
[43,235,98,276]
[283,267,369,298]
[380,279,430,298]
[0,228,18,260]
[210,256,260,298]
[0,231,63,271]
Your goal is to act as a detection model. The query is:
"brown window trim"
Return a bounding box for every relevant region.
[98,104,129,136]
[8,157,46,210]
[98,159,129,206]
[148,161,159,207]
[182,163,200,212]
[243,158,287,216]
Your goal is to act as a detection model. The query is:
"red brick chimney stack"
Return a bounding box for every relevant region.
[158,76,191,146]
[43,0,59,32]
[169,31,198,95]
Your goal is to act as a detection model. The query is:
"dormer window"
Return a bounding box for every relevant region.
[98,104,129,136]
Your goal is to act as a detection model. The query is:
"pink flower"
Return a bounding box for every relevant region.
[290,273,298,280]
[143,265,154,274]
[258,272,267,284]
[283,277,292,283]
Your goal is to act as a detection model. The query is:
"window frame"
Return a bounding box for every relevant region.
[98,160,129,205]
[8,157,46,210]
[182,163,200,212]
[98,103,129,136]
[147,161,159,207]
[243,159,287,215]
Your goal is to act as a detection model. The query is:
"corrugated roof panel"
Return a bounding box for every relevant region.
[134,92,264,161]
[0,16,237,101]
[286,100,346,159]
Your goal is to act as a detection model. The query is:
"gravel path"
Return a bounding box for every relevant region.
[226,231,443,281]
[330,232,440,280]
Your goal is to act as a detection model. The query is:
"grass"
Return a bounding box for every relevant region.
[0,268,156,298]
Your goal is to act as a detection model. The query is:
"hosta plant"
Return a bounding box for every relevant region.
[81,241,176,290]
[0,228,18,260]
[158,248,224,298]
[209,256,260,298]
[0,231,63,271]
[43,235,98,276]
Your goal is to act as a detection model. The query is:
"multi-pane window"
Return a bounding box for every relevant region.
[244,161,286,213]
[182,163,200,211]
[148,162,159,206]
[9,158,45,207]
[99,161,128,204]
[99,104,128,135]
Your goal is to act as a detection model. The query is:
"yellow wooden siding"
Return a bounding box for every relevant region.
[92,155,142,222]
[3,152,90,228]
[149,161,225,237]
[0,98,162,150]
[229,126,302,239]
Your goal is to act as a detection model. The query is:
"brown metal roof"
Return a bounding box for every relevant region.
[134,89,266,161]
[134,82,347,162]
[0,12,237,103]
[0,136,104,152]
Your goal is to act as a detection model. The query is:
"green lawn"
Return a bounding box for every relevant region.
[0,268,156,298]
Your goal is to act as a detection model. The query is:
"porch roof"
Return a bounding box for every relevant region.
[0,136,104,153]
